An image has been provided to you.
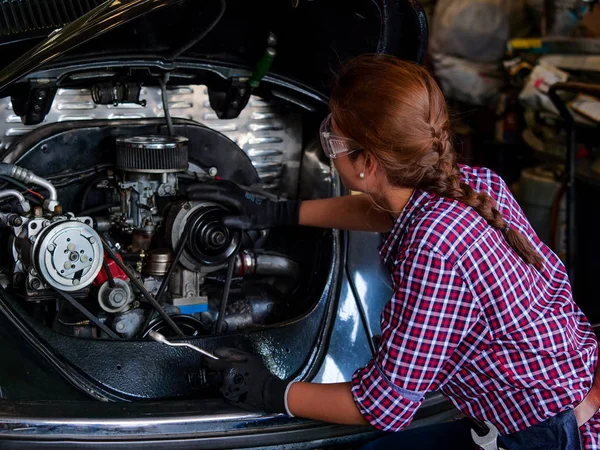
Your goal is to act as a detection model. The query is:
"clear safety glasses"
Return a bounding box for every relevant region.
[319,114,363,159]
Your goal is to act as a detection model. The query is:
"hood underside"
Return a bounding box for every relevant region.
[0,0,428,96]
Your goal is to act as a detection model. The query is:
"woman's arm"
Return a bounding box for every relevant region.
[286,382,369,426]
[299,194,392,232]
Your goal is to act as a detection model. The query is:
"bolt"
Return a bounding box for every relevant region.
[89,237,96,244]
[64,262,71,270]
[30,278,41,289]
[81,255,88,262]
[72,279,80,286]
[116,323,125,332]
[67,243,75,251]
[47,244,55,252]
[209,167,218,177]
[29,236,36,243]
[29,268,37,276]
[10,217,22,226]
[183,203,190,210]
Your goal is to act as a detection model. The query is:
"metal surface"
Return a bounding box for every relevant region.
[0,0,176,93]
[101,235,185,337]
[28,219,103,292]
[168,265,206,307]
[346,230,393,342]
[0,86,303,195]
[311,277,373,384]
[144,249,172,276]
[148,330,218,360]
[98,278,133,313]
[471,421,501,450]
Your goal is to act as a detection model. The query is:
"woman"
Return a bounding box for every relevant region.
[192,54,599,449]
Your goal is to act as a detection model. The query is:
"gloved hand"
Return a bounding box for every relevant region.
[205,347,293,415]
[185,180,301,230]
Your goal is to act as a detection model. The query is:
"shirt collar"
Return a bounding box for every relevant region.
[378,189,434,266]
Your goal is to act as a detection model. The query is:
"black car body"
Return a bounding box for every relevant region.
[0,1,454,448]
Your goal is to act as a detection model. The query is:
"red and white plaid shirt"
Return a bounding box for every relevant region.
[351,165,599,448]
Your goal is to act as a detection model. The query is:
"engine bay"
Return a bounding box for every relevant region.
[0,117,330,344]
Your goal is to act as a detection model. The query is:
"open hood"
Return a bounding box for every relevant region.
[0,0,428,96]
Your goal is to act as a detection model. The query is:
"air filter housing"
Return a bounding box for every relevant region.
[116,135,189,173]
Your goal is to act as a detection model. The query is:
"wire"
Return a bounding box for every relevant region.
[158,74,174,137]
[79,202,119,217]
[169,0,226,60]
[46,164,113,181]
[80,174,109,212]
[215,258,235,334]
[0,175,44,200]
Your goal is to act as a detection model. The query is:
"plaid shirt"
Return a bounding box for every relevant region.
[351,165,599,448]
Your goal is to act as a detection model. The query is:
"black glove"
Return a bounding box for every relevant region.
[185,180,301,230]
[205,347,291,414]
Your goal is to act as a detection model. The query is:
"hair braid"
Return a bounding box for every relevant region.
[428,134,544,269]
[330,54,544,270]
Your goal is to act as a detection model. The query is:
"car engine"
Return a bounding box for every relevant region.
[0,131,303,340]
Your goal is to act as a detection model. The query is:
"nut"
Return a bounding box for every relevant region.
[209,167,218,177]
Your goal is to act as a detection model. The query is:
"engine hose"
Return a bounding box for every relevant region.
[0,163,58,210]
[236,251,299,279]
[0,189,30,213]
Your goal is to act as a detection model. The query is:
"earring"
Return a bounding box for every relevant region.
[359,173,365,179]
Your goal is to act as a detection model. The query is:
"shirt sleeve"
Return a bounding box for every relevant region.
[351,249,478,431]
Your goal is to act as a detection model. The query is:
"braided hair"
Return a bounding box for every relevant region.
[330,54,543,269]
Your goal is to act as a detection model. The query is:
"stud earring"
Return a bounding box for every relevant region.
[359,173,365,179]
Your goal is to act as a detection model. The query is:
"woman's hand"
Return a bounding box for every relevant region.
[205,347,370,426]
[186,180,301,230]
[205,347,291,414]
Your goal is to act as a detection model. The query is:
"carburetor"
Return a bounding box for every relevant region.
[9,213,103,299]
[106,135,189,238]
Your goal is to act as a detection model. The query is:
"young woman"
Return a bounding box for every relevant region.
[192,54,600,449]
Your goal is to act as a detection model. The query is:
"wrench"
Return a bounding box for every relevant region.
[148,330,219,360]
[470,420,504,450]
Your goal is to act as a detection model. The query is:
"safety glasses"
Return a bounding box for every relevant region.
[319,114,363,159]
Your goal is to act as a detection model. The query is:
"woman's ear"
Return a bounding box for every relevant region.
[362,152,379,178]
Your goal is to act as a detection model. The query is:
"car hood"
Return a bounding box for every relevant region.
[0,0,428,96]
